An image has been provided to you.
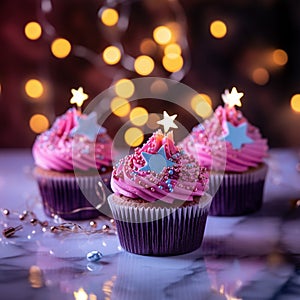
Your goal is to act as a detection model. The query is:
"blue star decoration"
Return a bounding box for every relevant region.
[224,122,253,150]
[70,112,106,142]
[139,145,175,173]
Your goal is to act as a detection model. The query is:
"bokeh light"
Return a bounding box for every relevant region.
[51,38,71,58]
[102,46,121,65]
[252,67,269,85]
[100,8,119,27]
[162,54,184,73]
[110,97,130,117]
[164,22,181,42]
[29,114,49,133]
[140,38,157,55]
[290,94,300,113]
[272,49,288,66]
[191,94,213,118]
[129,107,148,126]
[115,79,135,98]
[25,79,44,99]
[134,55,154,76]
[150,79,168,95]
[124,127,144,147]
[147,113,160,130]
[210,20,227,39]
[164,43,182,56]
[24,22,42,40]
[153,26,172,45]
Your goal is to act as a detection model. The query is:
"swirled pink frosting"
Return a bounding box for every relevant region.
[180,106,268,172]
[111,130,209,203]
[32,108,112,172]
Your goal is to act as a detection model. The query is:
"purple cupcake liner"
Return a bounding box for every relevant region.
[209,163,268,216]
[108,194,211,256]
[34,169,111,220]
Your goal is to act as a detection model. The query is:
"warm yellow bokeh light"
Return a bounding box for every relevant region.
[164,22,181,42]
[102,45,121,65]
[124,127,144,147]
[29,114,49,133]
[164,43,182,56]
[290,94,300,113]
[24,22,42,40]
[25,79,44,99]
[199,93,212,106]
[162,54,184,73]
[134,55,154,76]
[100,8,119,26]
[191,94,213,118]
[110,97,130,117]
[272,49,288,66]
[147,113,160,130]
[140,38,157,55]
[150,79,168,95]
[153,26,172,45]
[210,20,227,39]
[51,38,71,58]
[252,68,269,85]
[115,79,135,98]
[130,107,148,126]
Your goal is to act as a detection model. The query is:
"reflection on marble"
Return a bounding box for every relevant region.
[0,149,300,299]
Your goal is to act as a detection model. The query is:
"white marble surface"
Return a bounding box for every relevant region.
[0,149,300,300]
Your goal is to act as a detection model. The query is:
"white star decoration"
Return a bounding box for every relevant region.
[70,87,88,109]
[224,122,253,150]
[222,87,244,108]
[70,112,105,142]
[139,145,175,173]
[157,111,178,133]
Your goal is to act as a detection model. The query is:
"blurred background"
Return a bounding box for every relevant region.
[1,0,300,149]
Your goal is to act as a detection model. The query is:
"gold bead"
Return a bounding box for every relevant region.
[89,220,97,228]
[2,209,10,216]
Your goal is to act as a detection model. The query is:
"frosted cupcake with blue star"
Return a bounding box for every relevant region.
[33,87,113,220]
[108,111,212,256]
[180,87,268,216]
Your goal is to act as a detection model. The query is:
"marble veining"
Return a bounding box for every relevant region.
[0,149,300,299]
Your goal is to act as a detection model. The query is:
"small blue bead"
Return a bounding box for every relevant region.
[167,183,173,188]
[168,170,174,175]
[86,251,103,262]
[158,185,163,189]
[165,179,171,184]
[169,188,174,192]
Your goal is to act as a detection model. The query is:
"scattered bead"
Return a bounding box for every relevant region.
[2,225,23,238]
[19,213,27,221]
[50,226,59,233]
[86,251,103,262]
[30,218,38,226]
[40,221,49,227]
[89,220,97,228]
[2,209,10,216]
[102,224,110,231]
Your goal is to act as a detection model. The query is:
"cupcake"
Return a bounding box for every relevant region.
[108,123,212,256]
[180,87,268,216]
[33,105,113,220]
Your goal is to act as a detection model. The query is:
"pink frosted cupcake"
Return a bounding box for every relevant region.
[33,107,113,220]
[180,87,268,216]
[108,129,211,256]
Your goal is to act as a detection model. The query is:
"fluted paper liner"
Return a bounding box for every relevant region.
[34,167,111,220]
[209,163,268,216]
[108,193,212,256]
